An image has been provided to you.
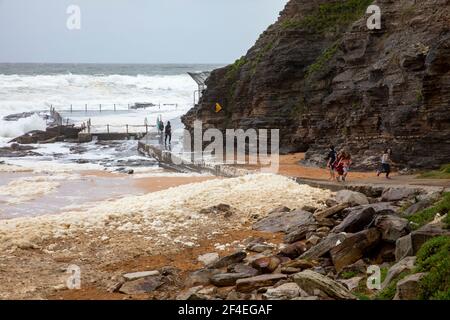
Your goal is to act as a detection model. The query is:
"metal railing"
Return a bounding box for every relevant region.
[50,103,179,114]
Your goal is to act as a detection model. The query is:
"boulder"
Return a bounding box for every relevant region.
[284,224,318,244]
[262,283,303,300]
[306,235,322,246]
[251,256,282,274]
[344,202,399,216]
[279,241,308,259]
[211,273,253,287]
[330,229,381,271]
[395,224,450,261]
[227,264,259,277]
[394,273,427,300]
[176,286,204,300]
[281,267,302,274]
[199,204,233,218]
[403,200,432,216]
[300,233,348,260]
[119,276,165,294]
[339,259,368,276]
[293,270,356,300]
[246,242,275,253]
[333,207,377,233]
[123,270,160,281]
[210,251,247,269]
[186,269,222,287]
[282,259,317,270]
[197,253,220,266]
[301,205,318,213]
[375,215,411,242]
[253,210,315,233]
[381,188,418,202]
[338,276,364,291]
[382,257,416,289]
[335,190,369,206]
[236,274,287,293]
[313,203,350,220]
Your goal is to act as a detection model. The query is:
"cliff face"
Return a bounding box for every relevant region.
[182,0,450,169]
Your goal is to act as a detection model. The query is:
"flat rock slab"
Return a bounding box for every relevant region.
[253,210,314,233]
[381,188,418,202]
[211,273,253,287]
[123,270,160,281]
[375,215,410,242]
[335,190,369,206]
[284,224,318,244]
[395,224,450,261]
[344,202,400,216]
[210,251,247,269]
[394,273,426,300]
[263,283,303,300]
[197,253,220,266]
[119,276,165,295]
[300,233,348,260]
[293,270,356,300]
[186,269,222,287]
[314,203,350,220]
[330,228,381,271]
[333,206,377,233]
[236,274,287,293]
[382,257,416,289]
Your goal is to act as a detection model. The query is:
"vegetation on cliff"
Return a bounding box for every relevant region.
[416,236,450,300]
[407,193,450,230]
[281,0,373,33]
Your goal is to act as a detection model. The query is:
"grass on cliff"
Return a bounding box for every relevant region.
[407,192,450,230]
[418,164,450,179]
[375,236,450,300]
[226,57,247,81]
[416,236,450,300]
[305,42,339,79]
[282,0,373,33]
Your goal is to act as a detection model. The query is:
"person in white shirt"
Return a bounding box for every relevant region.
[377,148,392,179]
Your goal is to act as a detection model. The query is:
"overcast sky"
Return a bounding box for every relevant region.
[0,0,288,64]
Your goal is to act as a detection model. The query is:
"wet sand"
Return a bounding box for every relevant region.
[134,175,217,193]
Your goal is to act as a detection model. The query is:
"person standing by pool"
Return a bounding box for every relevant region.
[165,121,172,145]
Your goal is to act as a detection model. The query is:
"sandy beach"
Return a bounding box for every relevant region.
[0,164,333,299]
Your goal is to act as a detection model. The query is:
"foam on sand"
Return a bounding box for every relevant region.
[0,174,332,250]
[0,174,79,204]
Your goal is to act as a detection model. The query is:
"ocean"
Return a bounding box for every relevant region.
[0,63,221,170]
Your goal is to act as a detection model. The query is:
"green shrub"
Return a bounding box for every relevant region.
[419,164,450,179]
[407,192,450,229]
[226,57,247,80]
[415,236,450,300]
[305,42,339,78]
[282,0,373,33]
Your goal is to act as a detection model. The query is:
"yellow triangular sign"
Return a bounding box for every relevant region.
[215,103,222,113]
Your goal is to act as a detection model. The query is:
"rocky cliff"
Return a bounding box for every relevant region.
[182,0,450,170]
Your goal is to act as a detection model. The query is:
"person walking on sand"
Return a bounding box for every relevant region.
[377,148,393,179]
[164,121,172,145]
[334,151,345,182]
[341,152,352,182]
[336,151,352,182]
[326,146,337,181]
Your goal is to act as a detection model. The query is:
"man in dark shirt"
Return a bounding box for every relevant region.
[326,146,337,181]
